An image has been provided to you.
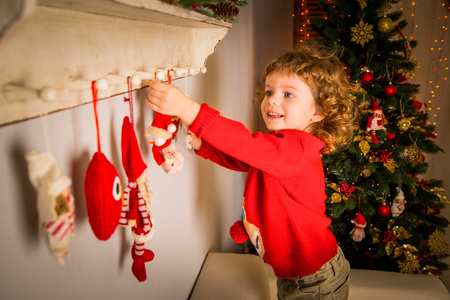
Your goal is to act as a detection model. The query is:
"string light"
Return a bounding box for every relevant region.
[426,2,449,121]
[294,0,334,44]
[407,1,449,122]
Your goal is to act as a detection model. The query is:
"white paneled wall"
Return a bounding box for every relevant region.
[0,1,296,299]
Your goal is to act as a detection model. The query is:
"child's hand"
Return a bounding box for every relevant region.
[188,131,203,151]
[146,80,200,125]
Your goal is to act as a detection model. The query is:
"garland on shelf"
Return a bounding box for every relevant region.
[161,0,250,22]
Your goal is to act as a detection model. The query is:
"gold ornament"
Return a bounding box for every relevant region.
[368,156,398,173]
[398,251,420,273]
[384,219,414,257]
[359,140,371,156]
[357,0,367,9]
[377,16,393,33]
[372,227,381,244]
[351,20,374,46]
[397,117,411,132]
[354,130,372,155]
[429,230,449,256]
[384,159,398,173]
[430,187,450,204]
[331,192,343,203]
[404,143,423,166]
[398,58,420,78]
[417,179,449,204]
[420,265,440,276]
[327,183,348,204]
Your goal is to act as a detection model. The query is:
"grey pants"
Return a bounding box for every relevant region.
[276,247,350,300]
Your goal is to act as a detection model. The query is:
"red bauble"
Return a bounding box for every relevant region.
[411,100,423,110]
[361,70,374,84]
[377,203,391,217]
[398,75,407,82]
[229,221,248,244]
[384,82,397,96]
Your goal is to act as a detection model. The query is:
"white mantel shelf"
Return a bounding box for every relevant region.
[0,0,231,126]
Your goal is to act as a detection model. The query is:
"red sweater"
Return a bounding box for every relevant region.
[189,104,337,279]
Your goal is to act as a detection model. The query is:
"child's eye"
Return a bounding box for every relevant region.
[265,91,273,97]
[284,92,294,98]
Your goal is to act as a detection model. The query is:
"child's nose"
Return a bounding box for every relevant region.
[269,95,280,106]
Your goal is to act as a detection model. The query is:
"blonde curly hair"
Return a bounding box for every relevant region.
[255,42,356,154]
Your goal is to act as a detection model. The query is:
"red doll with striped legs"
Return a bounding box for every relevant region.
[120,116,155,282]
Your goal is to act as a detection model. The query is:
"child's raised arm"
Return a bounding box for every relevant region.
[145,80,201,125]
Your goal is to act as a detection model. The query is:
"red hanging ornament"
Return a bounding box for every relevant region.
[84,81,123,241]
[229,221,248,244]
[397,75,408,83]
[391,186,407,217]
[384,82,397,96]
[377,203,391,217]
[361,70,374,84]
[350,198,366,242]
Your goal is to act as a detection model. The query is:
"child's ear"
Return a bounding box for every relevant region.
[311,113,325,123]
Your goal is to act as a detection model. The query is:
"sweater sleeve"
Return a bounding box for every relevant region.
[195,140,250,172]
[189,104,324,178]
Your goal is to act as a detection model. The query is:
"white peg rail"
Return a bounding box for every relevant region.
[0,0,230,126]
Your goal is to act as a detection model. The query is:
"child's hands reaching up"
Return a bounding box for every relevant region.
[145,80,200,126]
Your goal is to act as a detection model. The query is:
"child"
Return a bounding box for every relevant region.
[146,42,356,300]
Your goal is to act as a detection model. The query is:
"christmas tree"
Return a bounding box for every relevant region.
[309,0,449,275]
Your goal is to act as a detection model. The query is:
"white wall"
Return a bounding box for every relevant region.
[0,1,293,299]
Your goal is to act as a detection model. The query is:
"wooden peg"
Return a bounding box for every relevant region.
[2,84,57,102]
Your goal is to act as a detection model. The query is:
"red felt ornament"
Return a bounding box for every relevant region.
[230,221,248,244]
[361,70,374,84]
[384,82,397,96]
[84,81,123,241]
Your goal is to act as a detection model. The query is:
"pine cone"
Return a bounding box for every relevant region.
[161,0,180,4]
[206,2,240,18]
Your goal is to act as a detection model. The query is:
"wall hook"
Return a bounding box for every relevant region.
[2,84,57,102]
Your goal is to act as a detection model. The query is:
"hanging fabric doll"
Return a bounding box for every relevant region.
[120,116,155,282]
[350,213,366,242]
[145,71,184,175]
[146,112,184,174]
[367,100,395,143]
[84,81,123,241]
[26,150,75,266]
[391,186,407,217]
